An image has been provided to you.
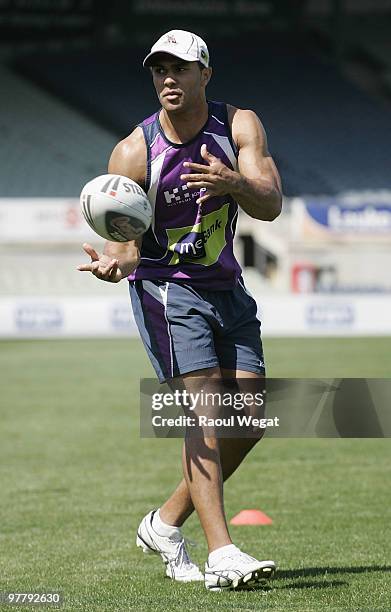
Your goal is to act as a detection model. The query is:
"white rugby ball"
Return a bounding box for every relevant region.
[80,174,152,242]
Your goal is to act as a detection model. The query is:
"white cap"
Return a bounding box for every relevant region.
[143,30,209,68]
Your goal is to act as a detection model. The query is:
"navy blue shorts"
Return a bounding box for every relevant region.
[129,278,265,383]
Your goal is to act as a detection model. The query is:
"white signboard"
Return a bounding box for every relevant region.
[1,295,390,338]
[0,198,95,242]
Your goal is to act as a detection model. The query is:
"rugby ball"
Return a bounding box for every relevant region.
[80,174,152,242]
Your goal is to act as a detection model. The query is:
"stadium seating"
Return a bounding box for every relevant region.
[0,65,116,197]
[9,34,391,197]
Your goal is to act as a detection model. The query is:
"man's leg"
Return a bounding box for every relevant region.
[177,366,232,553]
[159,438,260,526]
[160,370,264,550]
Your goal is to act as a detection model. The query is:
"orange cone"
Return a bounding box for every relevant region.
[230,509,273,525]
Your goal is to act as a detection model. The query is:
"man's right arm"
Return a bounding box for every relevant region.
[78,127,147,282]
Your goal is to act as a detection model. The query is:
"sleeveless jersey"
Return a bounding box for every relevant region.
[128,100,242,290]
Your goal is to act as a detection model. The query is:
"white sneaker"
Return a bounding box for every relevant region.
[136,510,204,582]
[204,548,276,591]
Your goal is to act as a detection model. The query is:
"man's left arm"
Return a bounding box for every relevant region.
[229,108,282,220]
[181,108,282,221]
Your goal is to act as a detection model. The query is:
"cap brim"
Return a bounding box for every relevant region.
[143,50,206,67]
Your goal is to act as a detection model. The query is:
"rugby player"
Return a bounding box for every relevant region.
[78,30,282,591]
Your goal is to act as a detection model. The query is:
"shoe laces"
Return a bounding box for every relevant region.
[213,550,256,568]
[170,538,195,570]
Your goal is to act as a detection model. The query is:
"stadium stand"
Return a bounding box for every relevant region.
[0,65,116,197]
[0,65,120,295]
[1,33,390,299]
[10,34,391,197]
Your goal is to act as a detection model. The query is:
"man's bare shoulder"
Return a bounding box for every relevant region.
[108,126,147,187]
[227,104,263,127]
[226,105,266,148]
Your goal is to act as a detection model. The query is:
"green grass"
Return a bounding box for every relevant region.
[0,337,390,611]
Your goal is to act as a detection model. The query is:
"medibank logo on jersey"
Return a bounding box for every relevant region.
[173,219,221,261]
[176,233,205,260]
[166,204,229,267]
[174,218,224,261]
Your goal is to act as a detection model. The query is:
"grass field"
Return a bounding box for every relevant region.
[0,337,390,611]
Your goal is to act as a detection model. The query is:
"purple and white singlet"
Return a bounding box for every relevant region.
[128,100,242,290]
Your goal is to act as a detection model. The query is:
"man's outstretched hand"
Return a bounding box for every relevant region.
[77,243,122,283]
